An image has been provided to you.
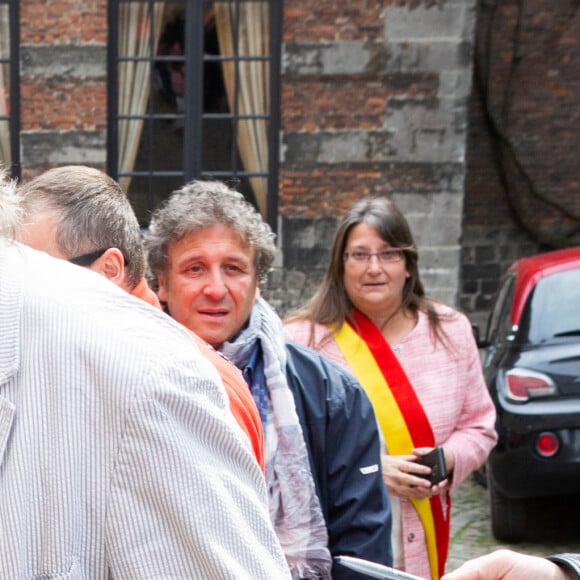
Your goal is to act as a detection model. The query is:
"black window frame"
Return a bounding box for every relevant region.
[0,0,20,178]
[107,0,282,232]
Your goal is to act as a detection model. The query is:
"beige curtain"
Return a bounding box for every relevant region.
[118,2,165,191]
[0,5,11,167]
[214,2,270,218]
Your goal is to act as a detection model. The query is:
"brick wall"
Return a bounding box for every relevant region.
[19,0,536,327]
[461,1,580,328]
[271,0,477,316]
[19,0,107,180]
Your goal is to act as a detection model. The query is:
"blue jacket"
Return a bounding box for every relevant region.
[243,340,392,578]
[285,341,393,578]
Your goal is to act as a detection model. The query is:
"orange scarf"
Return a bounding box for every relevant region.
[333,310,449,580]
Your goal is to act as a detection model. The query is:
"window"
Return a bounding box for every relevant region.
[108,0,282,231]
[523,269,580,344]
[0,0,20,176]
[486,274,516,346]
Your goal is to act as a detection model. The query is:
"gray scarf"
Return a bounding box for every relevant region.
[221,298,332,579]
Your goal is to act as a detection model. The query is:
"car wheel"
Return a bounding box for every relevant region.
[489,478,527,542]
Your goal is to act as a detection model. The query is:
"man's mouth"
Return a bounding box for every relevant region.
[198,309,229,318]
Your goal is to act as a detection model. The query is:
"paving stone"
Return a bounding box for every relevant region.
[447,475,580,573]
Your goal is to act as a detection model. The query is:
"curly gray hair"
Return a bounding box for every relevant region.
[146,180,276,286]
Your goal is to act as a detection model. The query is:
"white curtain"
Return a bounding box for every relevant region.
[118,2,165,191]
[0,5,11,167]
[214,2,270,218]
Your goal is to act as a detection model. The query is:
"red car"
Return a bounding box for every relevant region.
[479,246,580,541]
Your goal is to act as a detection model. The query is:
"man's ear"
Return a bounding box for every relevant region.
[157,275,168,303]
[91,248,126,288]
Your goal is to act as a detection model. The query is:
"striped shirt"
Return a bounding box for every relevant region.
[0,243,289,579]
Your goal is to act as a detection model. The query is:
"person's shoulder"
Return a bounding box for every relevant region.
[430,300,459,317]
[12,245,206,369]
[286,340,340,374]
[285,340,359,395]
[283,319,331,346]
[420,301,478,355]
[429,301,472,331]
[285,339,322,367]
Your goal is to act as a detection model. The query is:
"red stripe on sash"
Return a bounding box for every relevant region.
[352,310,434,447]
[350,310,450,579]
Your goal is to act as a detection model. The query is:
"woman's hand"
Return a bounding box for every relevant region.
[381,453,447,499]
[413,445,456,473]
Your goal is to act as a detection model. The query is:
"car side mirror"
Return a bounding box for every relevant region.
[472,324,490,348]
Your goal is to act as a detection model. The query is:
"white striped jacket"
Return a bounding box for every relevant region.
[0,243,289,579]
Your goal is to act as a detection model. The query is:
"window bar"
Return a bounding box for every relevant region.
[107,0,120,181]
[185,0,205,179]
[267,0,282,232]
[145,0,157,210]
[231,0,241,177]
[9,0,20,177]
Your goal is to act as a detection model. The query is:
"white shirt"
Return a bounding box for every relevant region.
[0,243,289,579]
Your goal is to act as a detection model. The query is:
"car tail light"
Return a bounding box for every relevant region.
[536,432,560,457]
[502,368,557,402]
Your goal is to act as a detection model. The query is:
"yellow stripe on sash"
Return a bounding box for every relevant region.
[334,322,440,580]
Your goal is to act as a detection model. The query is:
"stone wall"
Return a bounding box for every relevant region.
[461,1,580,327]
[271,0,477,317]
[19,0,535,328]
[19,0,108,179]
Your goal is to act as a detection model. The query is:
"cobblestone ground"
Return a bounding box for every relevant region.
[447,475,580,573]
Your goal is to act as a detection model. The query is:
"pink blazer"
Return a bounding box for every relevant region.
[285,305,497,578]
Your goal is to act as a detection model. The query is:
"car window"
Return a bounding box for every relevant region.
[523,268,580,343]
[487,274,516,345]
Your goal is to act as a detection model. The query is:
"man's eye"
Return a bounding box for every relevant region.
[224,264,243,273]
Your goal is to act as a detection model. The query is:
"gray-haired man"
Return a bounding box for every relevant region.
[146,179,393,579]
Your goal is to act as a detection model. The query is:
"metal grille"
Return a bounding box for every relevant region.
[107,0,282,231]
[0,0,20,177]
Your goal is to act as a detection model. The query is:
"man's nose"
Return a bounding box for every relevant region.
[203,268,228,298]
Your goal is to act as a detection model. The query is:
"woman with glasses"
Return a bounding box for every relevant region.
[284,197,497,580]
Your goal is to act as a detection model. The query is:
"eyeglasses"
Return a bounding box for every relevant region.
[343,249,405,264]
[68,248,109,267]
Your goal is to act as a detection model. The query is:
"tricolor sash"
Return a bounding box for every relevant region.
[333,310,449,580]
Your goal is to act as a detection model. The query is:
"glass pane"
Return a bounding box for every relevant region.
[238,118,268,172]
[127,174,184,228]
[527,270,580,343]
[0,119,10,165]
[0,4,11,166]
[202,117,236,172]
[236,60,269,112]
[135,117,184,173]
[156,5,185,114]
[0,5,9,60]
[203,19,227,114]
[212,1,270,57]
